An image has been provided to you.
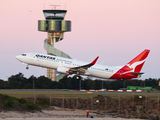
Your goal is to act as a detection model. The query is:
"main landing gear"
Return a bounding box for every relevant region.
[76,72,81,80]
[76,76,80,79]
[75,75,81,80]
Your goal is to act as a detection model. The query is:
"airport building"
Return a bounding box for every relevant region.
[38,8,71,81]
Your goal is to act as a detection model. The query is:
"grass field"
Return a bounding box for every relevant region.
[0,90,160,100]
[0,91,101,98]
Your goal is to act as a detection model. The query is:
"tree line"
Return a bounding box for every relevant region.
[0,73,159,90]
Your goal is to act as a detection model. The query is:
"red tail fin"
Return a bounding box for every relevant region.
[127,49,150,73]
[110,50,150,79]
[110,49,150,79]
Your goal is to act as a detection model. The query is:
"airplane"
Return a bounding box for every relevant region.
[16,49,150,80]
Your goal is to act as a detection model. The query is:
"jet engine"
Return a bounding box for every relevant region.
[57,66,70,74]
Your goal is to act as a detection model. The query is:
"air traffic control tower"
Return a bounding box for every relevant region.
[38,9,71,81]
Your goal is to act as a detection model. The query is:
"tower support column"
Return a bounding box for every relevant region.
[38,9,71,81]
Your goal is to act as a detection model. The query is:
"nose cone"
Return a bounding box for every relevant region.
[16,55,21,61]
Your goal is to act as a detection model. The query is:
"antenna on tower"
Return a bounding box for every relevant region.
[50,4,60,10]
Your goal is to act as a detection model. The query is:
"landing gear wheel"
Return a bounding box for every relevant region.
[76,75,81,80]
[26,66,29,70]
[76,76,79,79]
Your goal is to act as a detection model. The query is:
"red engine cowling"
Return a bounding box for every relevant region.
[57,66,70,74]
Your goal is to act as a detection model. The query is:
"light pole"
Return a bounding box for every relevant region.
[33,79,35,90]
[123,80,127,89]
[141,81,144,87]
[102,80,103,89]
[79,79,81,90]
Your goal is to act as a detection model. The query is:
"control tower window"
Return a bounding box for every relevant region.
[43,10,66,20]
[44,13,65,19]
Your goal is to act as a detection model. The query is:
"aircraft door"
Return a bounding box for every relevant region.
[29,54,35,64]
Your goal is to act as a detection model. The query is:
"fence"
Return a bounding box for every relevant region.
[7,93,160,109]
[5,93,160,118]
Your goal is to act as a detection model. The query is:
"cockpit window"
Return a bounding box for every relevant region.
[22,54,26,56]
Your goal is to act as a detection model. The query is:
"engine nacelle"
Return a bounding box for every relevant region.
[57,66,70,74]
[85,71,91,76]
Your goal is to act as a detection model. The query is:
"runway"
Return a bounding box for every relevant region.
[0,89,158,94]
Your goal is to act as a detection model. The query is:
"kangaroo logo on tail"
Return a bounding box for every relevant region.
[126,49,150,73]
[110,49,150,79]
[126,59,146,73]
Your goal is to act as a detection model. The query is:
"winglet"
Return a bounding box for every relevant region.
[101,59,107,65]
[90,56,99,65]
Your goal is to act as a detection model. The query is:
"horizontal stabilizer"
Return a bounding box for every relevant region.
[130,72,144,78]
[130,72,144,75]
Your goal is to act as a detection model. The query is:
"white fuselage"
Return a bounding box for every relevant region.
[16,53,120,79]
[16,49,150,80]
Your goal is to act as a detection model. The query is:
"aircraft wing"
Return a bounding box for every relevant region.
[69,56,99,75]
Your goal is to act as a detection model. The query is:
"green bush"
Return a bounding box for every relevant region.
[0,93,41,111]
[18,98,27,104]
[4,99,14,107]
[3,97,19,107]
[40,104,50,109]
[26,102,41,111]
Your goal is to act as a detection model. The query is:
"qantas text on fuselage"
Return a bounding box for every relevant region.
[16,49,150,80]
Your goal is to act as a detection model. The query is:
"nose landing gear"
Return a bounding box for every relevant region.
[26,65,29,70]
